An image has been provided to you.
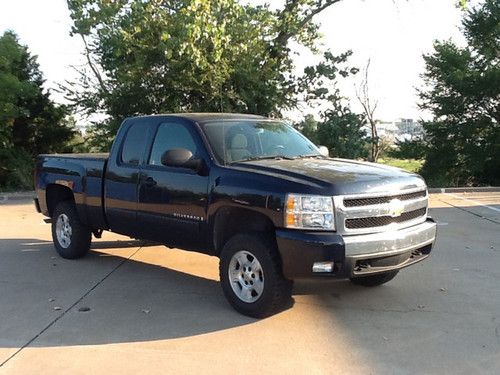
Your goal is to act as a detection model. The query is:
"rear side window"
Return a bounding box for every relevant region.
[148,122,198,165]
[121,123,148,165]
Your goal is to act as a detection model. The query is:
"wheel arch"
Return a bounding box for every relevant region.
[212,206,276,256]
[46,184,75,217]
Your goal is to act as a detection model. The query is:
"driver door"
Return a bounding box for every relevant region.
[137,120,209,249]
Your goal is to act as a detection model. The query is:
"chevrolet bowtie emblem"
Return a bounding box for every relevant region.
[388,199,405,217]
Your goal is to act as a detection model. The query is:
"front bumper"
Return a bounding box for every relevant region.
[275,218,437,279]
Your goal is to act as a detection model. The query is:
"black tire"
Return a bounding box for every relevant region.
[219,233,292,318]
[51,201,91,259]
[350,270,399,287]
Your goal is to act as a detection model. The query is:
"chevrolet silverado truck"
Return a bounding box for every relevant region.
[34,113,437,317]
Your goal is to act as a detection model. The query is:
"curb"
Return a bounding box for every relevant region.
[428,186,500,194]
[0,191,35,203]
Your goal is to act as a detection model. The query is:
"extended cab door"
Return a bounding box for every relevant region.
[137,119,210,249]
[104,118,154,237]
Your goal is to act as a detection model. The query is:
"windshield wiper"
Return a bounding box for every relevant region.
[231,155,297,163]
[295,154,325,159]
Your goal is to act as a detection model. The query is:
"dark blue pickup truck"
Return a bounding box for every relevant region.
[34,113,436,317]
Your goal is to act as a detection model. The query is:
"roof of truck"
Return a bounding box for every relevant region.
[130,113,268,123]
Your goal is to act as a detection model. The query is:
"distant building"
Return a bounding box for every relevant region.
[376,121,399,143]
[394,118,424,142]
[366,118,425,145]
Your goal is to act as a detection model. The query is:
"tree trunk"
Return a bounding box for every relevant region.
[370,118,379,162]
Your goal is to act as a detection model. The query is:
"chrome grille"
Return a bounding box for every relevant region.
[334,187,428,235]
[344,190,426,207]
[345,208,427,229]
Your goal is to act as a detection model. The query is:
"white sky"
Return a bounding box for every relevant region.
[0,0,467,122]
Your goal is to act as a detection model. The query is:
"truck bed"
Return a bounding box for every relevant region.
[35,153,109,230]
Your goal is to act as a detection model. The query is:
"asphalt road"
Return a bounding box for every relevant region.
[0,192,499,374]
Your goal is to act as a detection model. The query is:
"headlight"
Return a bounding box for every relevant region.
[285,194,335,230]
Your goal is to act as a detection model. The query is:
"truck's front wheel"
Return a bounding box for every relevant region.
[219,234,292,318]
[51,201,91,259]
[350,270,399,287]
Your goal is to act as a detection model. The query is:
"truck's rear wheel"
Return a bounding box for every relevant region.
[219,234,292,318]
[350,270,399,287]
[51,201,91,259]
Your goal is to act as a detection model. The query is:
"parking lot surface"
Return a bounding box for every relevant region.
[0,192,499,374]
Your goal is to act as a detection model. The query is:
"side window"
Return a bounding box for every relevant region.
[149,122,198,166]
[121,123,148,165]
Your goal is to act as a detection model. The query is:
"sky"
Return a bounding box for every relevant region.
[0,0,468,123]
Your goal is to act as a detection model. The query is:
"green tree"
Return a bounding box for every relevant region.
[296,99,368,160]
[293,48,366,158]
[418,0,499,187]
[316,101,368,159]
[296,114,319,144]
[65,0,349,149]
[0,31,75,189]
[388,139,427,160]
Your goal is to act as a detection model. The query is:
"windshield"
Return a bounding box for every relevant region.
[200,120,321,164]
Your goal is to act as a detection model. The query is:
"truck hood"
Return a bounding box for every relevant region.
[231,157,426,195]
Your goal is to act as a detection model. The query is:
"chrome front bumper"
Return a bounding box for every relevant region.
[343,219,437,277]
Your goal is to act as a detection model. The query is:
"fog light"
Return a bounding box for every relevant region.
[312,261,334,273]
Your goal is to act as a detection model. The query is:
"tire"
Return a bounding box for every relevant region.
[51,201,92,259]
[350,270,399,287]
[219,233,292,318]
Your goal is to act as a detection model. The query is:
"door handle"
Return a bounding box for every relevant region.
[143,177,157,187]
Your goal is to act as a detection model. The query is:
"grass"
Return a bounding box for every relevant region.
[376,158,423,174]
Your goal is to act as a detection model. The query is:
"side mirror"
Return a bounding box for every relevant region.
[161,148,201,171]
[318,145,329,157]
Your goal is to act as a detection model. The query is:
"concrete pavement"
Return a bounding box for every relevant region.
[0,193,499,374]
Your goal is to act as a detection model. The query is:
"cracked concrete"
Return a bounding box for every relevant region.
[0,193,499,374]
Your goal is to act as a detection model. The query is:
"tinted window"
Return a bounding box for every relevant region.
[121,123,148,165]
[149,122,198,165]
